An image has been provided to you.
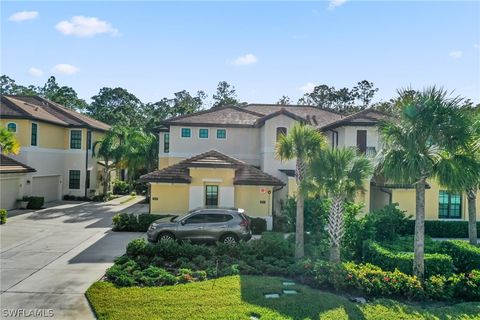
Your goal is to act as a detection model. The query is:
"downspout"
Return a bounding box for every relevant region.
[84,130,90,198]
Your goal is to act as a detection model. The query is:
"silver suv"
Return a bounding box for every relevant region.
[147,207,252,244]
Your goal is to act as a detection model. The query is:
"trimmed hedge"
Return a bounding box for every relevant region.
[0,209,6,224]
[250,217,267,235]
[26,196,44,209]
[362,240,453,277]
[438,240,480,272]
[112,213,171,232]
[404,220,480,238]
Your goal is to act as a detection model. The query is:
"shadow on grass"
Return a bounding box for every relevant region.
[239,275,367,319]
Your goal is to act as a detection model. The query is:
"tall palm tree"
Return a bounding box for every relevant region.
[92,130,122,199]
[276,123,326,259]
[0,128,20,155]
[377,87,471,281]
[310,147,372,263]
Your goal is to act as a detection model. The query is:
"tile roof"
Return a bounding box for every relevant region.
[0,154,36,174]
[139,150,284,186]
[320,109,390,131]
[1,95,110,131]
[162,104,344,129]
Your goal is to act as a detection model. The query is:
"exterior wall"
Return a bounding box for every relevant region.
[339,125,380,152]
[391,180,480,220]
[235,185,274,229]
[287,177,297,197]
[163,125,261,166]
[0,173,25,210]
[150,183,190,214]
[2,120,106,199]
[188,168,235,209]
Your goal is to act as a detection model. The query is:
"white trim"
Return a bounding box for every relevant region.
[6,122,17,133]
[168,152,260,161]
[20,146,85,154]
[202,178,223,183]
[215,128,227,140]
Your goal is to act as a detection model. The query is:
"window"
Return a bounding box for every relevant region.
[86,170,91,189]
[70,130,82,149]
[356,130,367,154]
[216,129,226,139]
[206,214,233,223]
[199,128,209,139]
[87,131,92,150]
[69,170,81,189]
[439,191,462,219]
[31,123,38,146]
[205,185,219,206]
[181,128,191,138]
[276,127,287,142]
[7,123,17,133]
[185,214,207,224]
[163,133,170,153]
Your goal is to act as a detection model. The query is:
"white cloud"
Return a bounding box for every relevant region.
[232,54,258,66]
[8,11,39,22]
[449,50,463,59]
[328,0,347,10]
[28,67,43,77]
[299,82,316,94]
[52,64,80,75]
[474,43,479,49]
[55,16,119,38]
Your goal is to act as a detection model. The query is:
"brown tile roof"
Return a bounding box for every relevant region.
[164,106,264,127]
[320,109,390,131]
[0,154,36,174]
[139,150,284,186]
[1,95,110,131]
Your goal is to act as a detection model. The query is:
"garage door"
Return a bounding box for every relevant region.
[0,178,20,210]
[32,176,60,202]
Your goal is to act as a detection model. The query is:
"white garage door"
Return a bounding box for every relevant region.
[0,178,20,210]
[32,176,60,202]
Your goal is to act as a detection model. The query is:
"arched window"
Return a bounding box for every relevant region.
[276,127,287,141]
[7,123,17,133]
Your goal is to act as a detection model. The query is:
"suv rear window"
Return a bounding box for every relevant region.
[185,214,208,224]
[205,214,233,223]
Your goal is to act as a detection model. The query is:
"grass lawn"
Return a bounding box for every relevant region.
[86,275,480,320]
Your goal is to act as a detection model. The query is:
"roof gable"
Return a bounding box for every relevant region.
[165,106,263,127]
[140,150,284,186]
[320,109,389,131]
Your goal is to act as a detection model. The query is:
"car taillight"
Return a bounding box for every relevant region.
[240,217,250,227]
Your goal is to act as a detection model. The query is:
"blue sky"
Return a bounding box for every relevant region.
[2,1,479,105]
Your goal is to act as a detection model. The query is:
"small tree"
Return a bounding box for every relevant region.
[276,123,326,258]
[92,130,122,200]
[310,147,372,263]
[0,128,20,155]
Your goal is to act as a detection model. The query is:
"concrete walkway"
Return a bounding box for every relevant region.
[0,197,146,319]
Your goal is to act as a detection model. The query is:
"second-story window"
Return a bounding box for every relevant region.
[356,130,367,154]
[7,123,17,133]
[276,127,287,142]
[199,128,209,139]
[164,133,170,153]
[31,123,38,146]
[216,129,226,139]
[70,130,82,149]
[181,128,191,138]
[87,131,92,150]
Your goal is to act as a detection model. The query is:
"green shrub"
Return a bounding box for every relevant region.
[438,240,480,272]
[112,213,138,231]
[425,275,455,300]
[364,203,412,241]
[138,266,177,286]
[137,214,170,232]
[404,220,480,238]
[26,196,44,209]
[450,270,480,301]
[251,232,293,259]
[362,240,453,276]
[250,217,267,235]
[112,180,130,195]
[281,197,329,234]
[126,238,149,258]
[0,209,6,224]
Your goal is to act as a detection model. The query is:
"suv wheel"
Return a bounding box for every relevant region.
[220,233,238,245]
[158,232,175,242]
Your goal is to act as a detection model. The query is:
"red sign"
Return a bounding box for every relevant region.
[260,188,267,194]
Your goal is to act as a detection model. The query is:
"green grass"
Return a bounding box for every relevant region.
[86,276,480,320]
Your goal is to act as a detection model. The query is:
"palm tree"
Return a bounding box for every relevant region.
[310,147,372,263]
[0,128,20,155]
[377,87,471,281]
[275,123,326,259]
[92,130,122,200]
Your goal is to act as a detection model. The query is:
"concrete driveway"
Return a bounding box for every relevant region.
[0,198,146,319]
